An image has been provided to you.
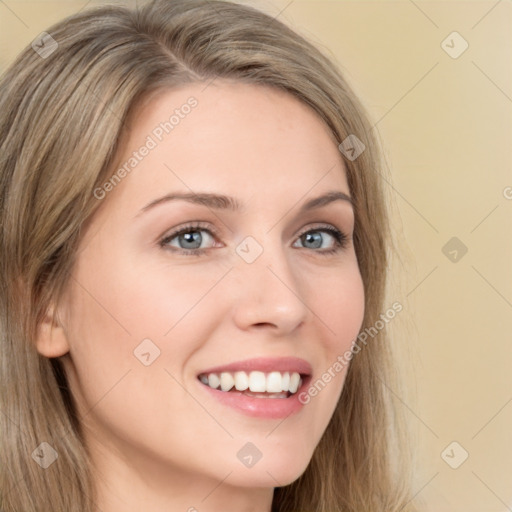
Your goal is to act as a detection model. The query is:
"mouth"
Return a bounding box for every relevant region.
[198,370,306,399]
[196,356,313,413]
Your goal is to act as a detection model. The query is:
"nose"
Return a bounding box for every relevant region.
[231,236,309,335]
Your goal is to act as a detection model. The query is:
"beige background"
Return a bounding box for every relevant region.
[1,1,511,510]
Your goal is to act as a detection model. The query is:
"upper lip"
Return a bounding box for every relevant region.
[197,357,312,376]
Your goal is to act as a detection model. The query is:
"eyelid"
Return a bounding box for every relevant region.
[296,222,342,237]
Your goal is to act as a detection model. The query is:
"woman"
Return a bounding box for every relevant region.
[0,0,418,510]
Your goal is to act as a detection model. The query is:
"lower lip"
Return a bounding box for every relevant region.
[198,378,311,419]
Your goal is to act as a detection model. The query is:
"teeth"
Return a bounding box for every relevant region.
[199,370,304,395]
[208,373,220,389]
[249,371,266,392]
[234,371,249,391]
[281,372,290,392]
[266,371,283,393]
[289,372,301,393]
[220,372,234,392]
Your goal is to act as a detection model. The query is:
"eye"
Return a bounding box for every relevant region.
[159,222,349,256]
[159,222,218,256]
[293,225,348,254]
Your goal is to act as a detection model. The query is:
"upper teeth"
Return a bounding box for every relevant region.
[199,371,302,394]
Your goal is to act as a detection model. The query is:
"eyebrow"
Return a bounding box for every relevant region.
[138,190,353,216]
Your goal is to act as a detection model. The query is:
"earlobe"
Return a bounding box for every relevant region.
[35,304,70,358]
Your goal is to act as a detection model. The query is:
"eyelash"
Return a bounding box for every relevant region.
[159,221,349,257]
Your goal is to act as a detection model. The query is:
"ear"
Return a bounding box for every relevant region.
[35,303,70,358]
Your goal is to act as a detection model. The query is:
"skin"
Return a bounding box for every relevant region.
[36,81,365,512]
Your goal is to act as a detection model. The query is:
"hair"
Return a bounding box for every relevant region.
[0,1,418,510]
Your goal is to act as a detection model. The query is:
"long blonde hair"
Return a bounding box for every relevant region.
[0,1,417,510]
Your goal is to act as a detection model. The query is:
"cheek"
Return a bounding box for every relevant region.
[61,281,135,410]
[68,249,226,348]
[61,257,229,415]
[298,263,365,426]
[314,263,365,354]
[107,258,229,342]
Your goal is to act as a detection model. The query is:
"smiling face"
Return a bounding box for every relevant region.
[40,80,365,505]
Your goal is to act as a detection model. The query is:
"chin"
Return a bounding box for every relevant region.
[222,452,312,488]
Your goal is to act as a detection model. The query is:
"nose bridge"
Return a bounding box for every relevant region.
[231,231,309,330]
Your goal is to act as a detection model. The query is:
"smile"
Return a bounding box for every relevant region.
[198,370,303,398]
[196,357,312,418]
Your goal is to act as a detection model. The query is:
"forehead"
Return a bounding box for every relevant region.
[102,81,350,213]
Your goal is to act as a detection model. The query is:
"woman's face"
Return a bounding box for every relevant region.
[51,81,364,499]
